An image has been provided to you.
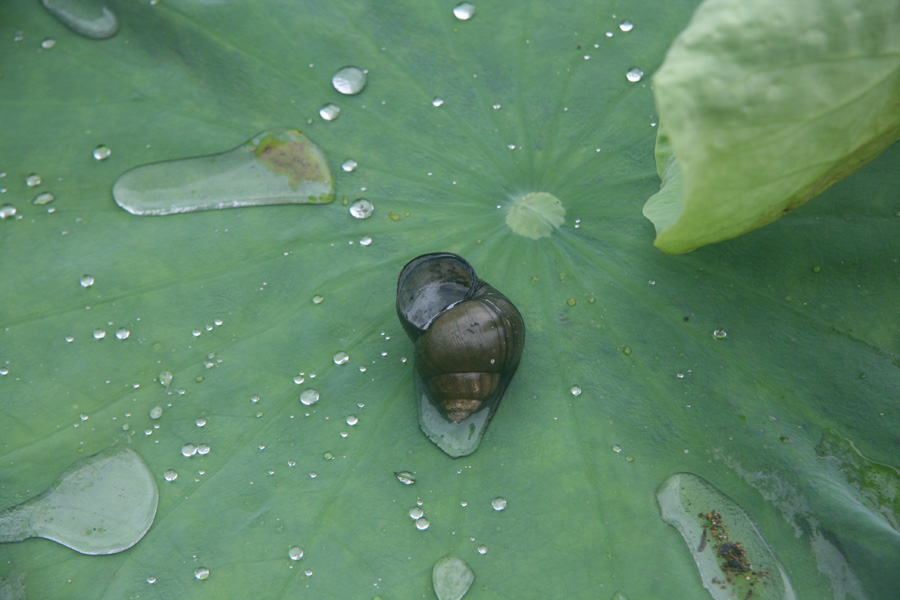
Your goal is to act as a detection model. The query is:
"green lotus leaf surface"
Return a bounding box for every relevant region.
[1,1,899,599]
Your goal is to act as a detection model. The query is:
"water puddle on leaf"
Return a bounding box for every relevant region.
[42,0,119,39]
[505,192,565,239]
[816,428,900,531]
[0,446,158,555]
[657,472,795,600]
[113,128,333,215]
[416,371,496,458]
[432,555,474,600]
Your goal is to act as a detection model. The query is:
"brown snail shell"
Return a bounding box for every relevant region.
[396,253,525,424]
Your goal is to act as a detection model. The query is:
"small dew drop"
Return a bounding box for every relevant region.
[453,2,475,20]
[477,545,487,555]
[196,444,210,455]
[41,38,56,49]
[346,414,359,426]
[93,145,112,161]
[196,417,207,427]
[415,517,430,530]
[333,351,349,365]
[491,497,507,511]
[619,19,634,32]
[300,389,320,406]
[181,443,197,457]
[570,385,582,396]
[147,576,157,584]
[293,374,306,385]
[332,66,367,95]
[115,327,130,340]
[626,67,644,82]
[409,507,424,520]
[149,405,163,420]
[93,328,106,340]
[359,235,373,246]
[612,444,623,453]
[0,204,17,219]
[289,546,305,561]
[395,471,416,485]
[349,199,374,219]
[319,103,340,121]
[194,567,209,581]
[158,370,173,387]
[312,294,324,305]
[713,329,728,339]
[341,159,358,172]
[80,274,95,288]
[32,192,55,205]
[432,97,444,107]
[164,469,178,481]
[25,174,41,187]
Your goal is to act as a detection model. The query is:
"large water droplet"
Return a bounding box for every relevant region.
[625,67,644,82]
[452,2,475,20]
[113,128,334,215]
[415,517,430,530]
[333,351,349,365]
[194,567,209,580]
[332,66,367,95]
[433,555,474,600]
[0,446,158,554]
[409,507,424,520]
[288,545,304,560]
[79,274,95,288]
[25,174,41,187]
[349,199,374,219]
[0,204,17,219]
[300,389,320,406]
[42,0,119,39]
[619,20,634,32]
[506,192,565,239]
[657,472,795,599]
[491,497,507,511]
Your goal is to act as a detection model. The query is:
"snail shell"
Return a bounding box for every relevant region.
[396,253,525,423]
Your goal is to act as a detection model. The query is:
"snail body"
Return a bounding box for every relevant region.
[397,253,525,435]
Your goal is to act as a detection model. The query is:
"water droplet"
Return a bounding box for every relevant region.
[147,576,157,584]
[506,192,565,239]
[346,415,358,426]
[712,329,727,339]
[93,145,112,160]
[341,159,358,172]
[332,66,367,95]
[289,545,304,560]
[491,497,507,511]
[41,38,57,49]
[415,517,430,530]
[319,103,340,121]
[432,555,474,600]
[42,0,120,39]
[92,328,106,340]
[26,174,42,187]
[113,128,334,215]
[657,472,795,599]
[311,294,324,305]
[299,389,319,406]
[304,569,313,577]
[80,274,95,288]
[432,97,444,107]
[0,204,17,219]
[194,567,209,581]
[570,385,582,396]
[409,507,424,520]
[0,446,158,555]
[359,235,372,246]
[149,406,163,420]
[196,444,210,455]
[453,2,475,20]
[349,199,374,219]
[333,351,349,365]
[32,192,55,205]
[477,545,487,555]
[812,265,822,273]
[65,335,75,343]
[626,67,644,82]
[163,469,178,482]
[395,471,416,485]
[619,19,634,32]
[158,371,173,387]
[181,443,197,457]
[115,327,130,340]
[293,374,306,385]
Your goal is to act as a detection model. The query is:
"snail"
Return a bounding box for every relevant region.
[396,253,525,428]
